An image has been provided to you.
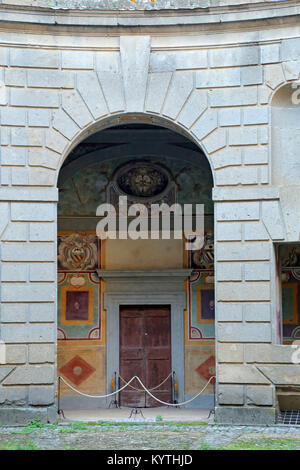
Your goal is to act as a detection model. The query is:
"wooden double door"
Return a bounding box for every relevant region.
[119,305,172,407]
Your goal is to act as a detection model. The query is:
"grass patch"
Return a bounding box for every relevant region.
[0,440,40,450]
[58,421,96,433]
[11,419,47,435]
[224,436,300,451]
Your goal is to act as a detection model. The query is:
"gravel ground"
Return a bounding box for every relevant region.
[0,421,300,450]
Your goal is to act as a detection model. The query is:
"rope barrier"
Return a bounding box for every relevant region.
[118,371,173,392]
[58,373,215,407]
[59,375,138,399]
[133,375,215,407]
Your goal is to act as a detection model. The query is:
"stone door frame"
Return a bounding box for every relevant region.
[99,269,190,406]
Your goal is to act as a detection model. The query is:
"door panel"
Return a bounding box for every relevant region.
[119,305,171,407]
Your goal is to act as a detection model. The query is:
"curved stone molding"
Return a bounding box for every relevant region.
[0,1,297,30]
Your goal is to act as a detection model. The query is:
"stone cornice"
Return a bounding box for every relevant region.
[0,1,299,31]
[97,269,192,279]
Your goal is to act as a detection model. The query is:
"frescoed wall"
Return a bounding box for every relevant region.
[57,153,215,402]
[279,245,300,344]
[58,155,213,217]
[57,231,106,397]
[184,216,215,398]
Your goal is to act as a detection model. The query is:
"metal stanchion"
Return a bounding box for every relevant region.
[207,378,215,420]
[57,376,65,419]
[171,372,174,404]
[172,371,179,407]
[109,372,119,408]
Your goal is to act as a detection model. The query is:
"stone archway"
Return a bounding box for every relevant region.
[56,114,215,410]
[1,28,298,424]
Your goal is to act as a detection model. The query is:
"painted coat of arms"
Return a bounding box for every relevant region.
[58,233,98,271]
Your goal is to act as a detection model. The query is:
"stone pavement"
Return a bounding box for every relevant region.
[61,407,214,424]
[0,420,300,450]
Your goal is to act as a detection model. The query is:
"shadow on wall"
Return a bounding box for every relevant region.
[272,84,300,241]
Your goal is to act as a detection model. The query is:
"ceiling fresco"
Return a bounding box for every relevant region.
[58,155,213,217]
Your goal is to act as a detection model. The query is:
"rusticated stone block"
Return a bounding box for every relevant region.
[29,223,55,242]
[1,324,56,344]
[0,406,57,425]
[52,109,79,140]
[209,46,259,68]
[62,91,93,128]
[28,385,55,406]
[162,71,193,120]
[244,303,271,322]
[216,222,242,241]
[3,365,55,385]
[210,87,257,108]
[216,202,259,221]
[10,49,59,68]
[62,51,94,70]
[218,364,270,384]
[215,406,276,425]
[1,303,27,323]
[218,282,271,302]
[217,343,244,363]
[218,323,271,342]
[244,262,270,281]
[218,385,244,405]
[0,386,27,405]
[256,366,300,385]
[1,243,55,261]
[27,70,74,89]
[178,89,207,129]
[28,344,55,364]
[11,203,55,222]
[246,385,274,406]
[11,89,59,108]
[217,242,270,261]
[217,262,242,282]
[5,345,27,365]
[246,344,295,364]
[2,223,27,242]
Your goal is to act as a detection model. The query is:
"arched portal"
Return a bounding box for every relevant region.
[56,118,215,411]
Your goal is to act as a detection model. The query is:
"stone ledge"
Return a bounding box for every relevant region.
[0,404,57,426]
[0,1,299,30]
[215,406,276,425]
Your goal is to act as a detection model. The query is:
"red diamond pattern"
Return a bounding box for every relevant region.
[60,355,95,386]
[196,355,216,384]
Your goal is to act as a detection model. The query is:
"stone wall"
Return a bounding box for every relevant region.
[0,3,300,423]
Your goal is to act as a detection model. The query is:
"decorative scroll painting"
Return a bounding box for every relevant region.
[186,224,215,342]
[187,271,215,341]
[57,232,102,341]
